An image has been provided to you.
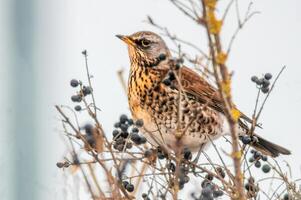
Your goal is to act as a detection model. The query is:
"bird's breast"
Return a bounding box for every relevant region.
[127,66,225,151]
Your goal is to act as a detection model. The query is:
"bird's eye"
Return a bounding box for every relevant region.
[141,39,151,48]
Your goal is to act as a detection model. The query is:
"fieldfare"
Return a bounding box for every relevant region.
[117,31,290,157]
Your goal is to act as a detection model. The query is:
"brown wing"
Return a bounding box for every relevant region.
[170,67,291,157]
[174,66,252,124]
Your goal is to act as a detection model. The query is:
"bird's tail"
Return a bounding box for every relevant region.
[251,134,291,157]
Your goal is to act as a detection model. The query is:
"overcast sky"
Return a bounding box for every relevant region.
[1,0,301,199]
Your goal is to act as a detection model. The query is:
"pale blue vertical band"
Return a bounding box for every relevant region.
[10,0,37,199]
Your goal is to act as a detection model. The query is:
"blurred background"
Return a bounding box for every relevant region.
[1,0,300,199]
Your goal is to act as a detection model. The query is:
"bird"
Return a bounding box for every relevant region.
[116,31,291,157]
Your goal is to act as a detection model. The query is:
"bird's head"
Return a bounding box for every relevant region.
[116,31,171,68]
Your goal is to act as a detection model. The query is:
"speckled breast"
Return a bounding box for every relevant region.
[128,66,224,151]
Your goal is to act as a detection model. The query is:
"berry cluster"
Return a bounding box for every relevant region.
[162,56,184,88]
[177,164,190,190]
[239,135,258,145]
[139,146,193,192]
[112,115,146,151]
[170,57,184,70]
[190,173,224,200]
[248,149,271,173]
[251,73,273,94]
[69,78,93,111]
[122,180,134,192]
[158,147,192,190]
[143,146,170,164]
[162,70,176,88]
[157,146,168,160]
[84,124,96,148]
[245,177,259,198]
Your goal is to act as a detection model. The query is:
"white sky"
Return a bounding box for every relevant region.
[1,0,301,199]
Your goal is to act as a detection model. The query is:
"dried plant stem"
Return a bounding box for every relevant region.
[200,0,245,199]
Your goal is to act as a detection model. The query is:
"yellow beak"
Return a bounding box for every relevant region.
[116,34,136,47]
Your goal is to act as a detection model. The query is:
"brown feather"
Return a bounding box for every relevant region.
[172,66,291,157]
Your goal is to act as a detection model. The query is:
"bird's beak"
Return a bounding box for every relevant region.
[116,34,136,47]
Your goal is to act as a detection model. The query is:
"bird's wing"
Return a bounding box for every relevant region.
[173,66,253,125]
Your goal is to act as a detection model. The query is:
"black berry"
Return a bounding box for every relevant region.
[213,190,224,197]
[120,124,128,132]
[249,157,255,163]
[126,142,133,149]
[241,135,252,144]
[157,152,165,159]
[119,114,128,124]
[135,119,144,127]
[201,186,213,197]
[144,149,152,158]
[82,86,92,96]
[183,147,192,160]
[262,79,270,88]
[82,50,87,56]
[168,71,176,80]
[159,53,166,61]
[139,136,147,144]
[114,122,121,128]
[261,155,268,161]
[116,144,124,151]
[255,160,261,168]
[71,95,82,102]
[125,183,134,192]
[84,124,93,136]
[167,162,176,172]
[253,151,262,159]
[112,129,120,138]
[130,133,141,144]
[121,131,129,138]
[131,127,139,133]
[70,79,79,87]
[251,76,259,83]
[262,164,271,173]
[74,105,82,111]
[163,78,171,86]
[257,78,264,85]
[264,73,272,80]
[261,87,269,94]
[122,181,129,187]
[175,63,181,70]
[205,174,214,181]
[127,119,134,125]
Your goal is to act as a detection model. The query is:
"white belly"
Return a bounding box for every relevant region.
[139,117,224,152]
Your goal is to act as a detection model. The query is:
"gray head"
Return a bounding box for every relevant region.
[116,31,171,67]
